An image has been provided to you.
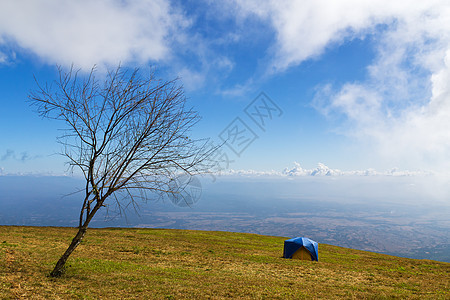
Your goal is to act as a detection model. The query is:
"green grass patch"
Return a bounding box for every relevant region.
[0,241,18,247]
[0,226,448,299]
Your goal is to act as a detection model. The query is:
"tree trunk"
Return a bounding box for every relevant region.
[50,226,87,277]
[50,201,102,277]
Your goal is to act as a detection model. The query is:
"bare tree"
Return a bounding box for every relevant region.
[30,65,211,277]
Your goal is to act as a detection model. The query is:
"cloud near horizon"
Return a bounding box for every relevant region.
[219,162,431,178]
[0,149,41,163]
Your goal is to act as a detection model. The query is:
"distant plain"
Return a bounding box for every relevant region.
[1,175,448,263]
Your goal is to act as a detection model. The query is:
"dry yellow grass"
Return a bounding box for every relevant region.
[1,225,449,299]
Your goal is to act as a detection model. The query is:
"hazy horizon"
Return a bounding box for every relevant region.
[1,174,448,263]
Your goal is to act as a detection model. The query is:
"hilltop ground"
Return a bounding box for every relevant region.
[0,226,448,299]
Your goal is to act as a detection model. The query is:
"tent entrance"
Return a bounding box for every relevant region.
[292,246,312,260]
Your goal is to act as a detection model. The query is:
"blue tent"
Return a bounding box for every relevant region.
[283,237,319,261]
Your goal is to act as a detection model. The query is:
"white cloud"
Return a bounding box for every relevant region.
[219,169,280,177]
[215,163,450,205]
[233,0,450,171]
[177,55,235,91]
[0,0,189,69]
[285,162,343,176]
[280,162,429,177]
[312,3,450,170]
[217,162,430,178]
[234,0,443,70]
[0,52,6,64]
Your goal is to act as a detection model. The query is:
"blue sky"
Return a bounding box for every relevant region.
[1,0,450,177]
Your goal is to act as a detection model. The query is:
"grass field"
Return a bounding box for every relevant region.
[0,226,449,299]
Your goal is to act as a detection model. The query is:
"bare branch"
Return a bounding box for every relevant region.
[29,65,214,277]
